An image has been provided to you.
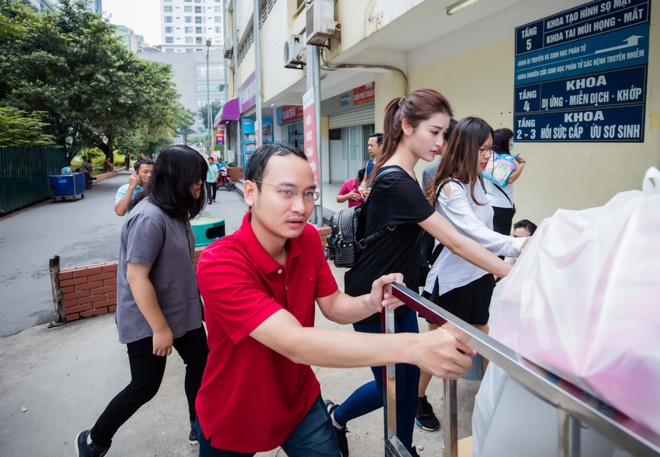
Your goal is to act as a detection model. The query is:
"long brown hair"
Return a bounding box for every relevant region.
[371,89,453,183]
[426,116,493,206]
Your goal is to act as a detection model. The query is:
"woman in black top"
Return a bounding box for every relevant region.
[326,89,511,456]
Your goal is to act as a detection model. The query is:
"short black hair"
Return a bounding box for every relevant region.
[357,168,366,182]
[134,158,155,172]
[132,145,207,221]
[513,219,537,236]
[245,144,307,191]
[368,132,383,145]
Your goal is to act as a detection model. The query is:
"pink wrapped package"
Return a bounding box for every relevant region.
[489,167,660,436]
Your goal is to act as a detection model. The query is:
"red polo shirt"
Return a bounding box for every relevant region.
[196,213,338,452]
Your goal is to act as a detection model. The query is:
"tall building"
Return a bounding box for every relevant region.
[116,25,147,53]
[21,0,55,12]
[141,47,226,137]
[160,0,223,53]
[22,0,101,13]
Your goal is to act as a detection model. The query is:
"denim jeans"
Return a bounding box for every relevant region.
[332,309,420,450]
[90,326,208,447]
[196,395,340,457]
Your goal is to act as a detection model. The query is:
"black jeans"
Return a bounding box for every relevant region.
[90,326,208,447]
[206,182,217,202]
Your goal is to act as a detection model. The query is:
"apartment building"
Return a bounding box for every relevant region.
[161,0,224,53]
[220,0,658,224]
[115,25,147,53]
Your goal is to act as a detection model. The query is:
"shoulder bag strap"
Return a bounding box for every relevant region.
[491,182,513,207]
[356,168,401,249]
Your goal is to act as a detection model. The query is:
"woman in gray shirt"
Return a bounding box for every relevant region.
[76,145,209,457]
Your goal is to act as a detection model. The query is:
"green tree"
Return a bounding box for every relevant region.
[174,104,196,145]
[0,107,55,146]
[0,0,181,162]
[197,100,224,131]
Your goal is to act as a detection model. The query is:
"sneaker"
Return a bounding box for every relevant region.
[409,447,420,457]
[325,399,349,457]
[415,396,440,431]
[75,430,110,457]
[189,421,198,445]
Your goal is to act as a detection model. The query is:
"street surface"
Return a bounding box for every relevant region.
[0,171,248,337]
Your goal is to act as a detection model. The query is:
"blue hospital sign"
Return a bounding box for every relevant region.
[514,0,650,142]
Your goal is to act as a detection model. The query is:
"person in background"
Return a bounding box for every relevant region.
[326,90,511,457]
[115,159,155,216]
[415,116,457,432]
[206,157,218,205]
[483,128,526,235]
[194,143,475,457]
[76,145,209,457]
[505,219,537,266]
[103,158,114,172]
[419,118,530,429]
[124,152,131,171]
[82,157,93,189]
[361,133,383,186]
[337,168,366,208]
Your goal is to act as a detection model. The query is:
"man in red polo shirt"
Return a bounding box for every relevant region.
[195,144,474,457]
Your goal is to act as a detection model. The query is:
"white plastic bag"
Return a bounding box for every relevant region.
[489,167,660,435]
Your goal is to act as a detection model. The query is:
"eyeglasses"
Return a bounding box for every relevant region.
[478,145,494,155]
[255,181,320,202]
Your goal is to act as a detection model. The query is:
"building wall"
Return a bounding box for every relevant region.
[402,4,660,224]
[140,49,226,135]
[225,0,659,225]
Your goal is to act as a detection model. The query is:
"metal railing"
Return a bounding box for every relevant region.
[382,282,660,457]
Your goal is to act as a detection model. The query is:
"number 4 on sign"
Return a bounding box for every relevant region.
[524,100,530,112]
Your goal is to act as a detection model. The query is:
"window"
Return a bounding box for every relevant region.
[164,16,173,23]
[215,27,221,33]
[214,6,221,12]
[185,16,192,23]
[185,26,193,33]
[214,16,221,23]
[165,26,173,33]
[196,66,206,78]
[195,6,201,13]
[185,37,193,43]
[164,5,172,12]
[184,5,192,12]
[165,37,174,43]
[195,16,202,24]
[196,27,203,34]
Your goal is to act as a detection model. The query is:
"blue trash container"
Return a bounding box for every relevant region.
[49,172,85,201]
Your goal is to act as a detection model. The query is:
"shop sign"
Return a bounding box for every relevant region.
[280,105,304,125]
[303,88,320,198]
[215,128,225,145]
[353,82,375,105]
[514,0,650,142]
[238,72,256,113]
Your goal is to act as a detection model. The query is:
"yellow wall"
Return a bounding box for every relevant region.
[400,9,660,225]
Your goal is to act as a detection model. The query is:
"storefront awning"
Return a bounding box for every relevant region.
[218,98,240,124]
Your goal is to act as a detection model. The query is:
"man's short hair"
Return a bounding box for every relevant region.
[513,219,537,236]
[368,132,383,145]
[134,158,155,172]
[245,144,307,191]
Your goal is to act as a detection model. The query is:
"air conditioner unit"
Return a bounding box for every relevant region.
[306,0,336,46]
[284,34,306,69]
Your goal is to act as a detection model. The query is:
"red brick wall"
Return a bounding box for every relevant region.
[60,263,118,322]
[58,227,329,322]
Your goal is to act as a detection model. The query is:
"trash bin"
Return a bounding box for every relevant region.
[49,172,85,202]
[191,217,225,247]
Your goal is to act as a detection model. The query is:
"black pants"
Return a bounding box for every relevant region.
[206,182,217,203]
[90,326,208,447]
